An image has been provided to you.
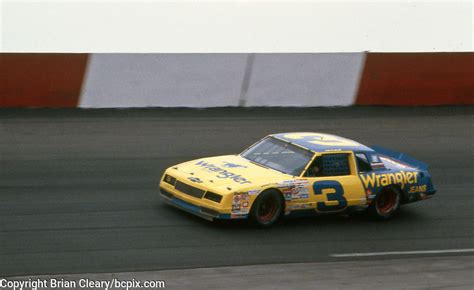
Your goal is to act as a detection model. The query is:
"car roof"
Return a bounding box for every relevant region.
[271,132,374,153]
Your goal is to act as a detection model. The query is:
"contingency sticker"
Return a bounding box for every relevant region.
[286,203,312,211]
[278,179,310,201]
[232,192,250,215]
[247,189,260,195]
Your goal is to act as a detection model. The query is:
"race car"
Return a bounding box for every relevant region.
[159,133,436,227]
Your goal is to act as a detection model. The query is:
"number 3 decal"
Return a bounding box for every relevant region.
[313,180,347,212]
[284,133,360,147]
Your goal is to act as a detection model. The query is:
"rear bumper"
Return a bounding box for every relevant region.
[402,189,436,204]
[159,187,237,220]
[420,189,436,200]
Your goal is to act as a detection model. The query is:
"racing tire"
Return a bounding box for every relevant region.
[368,186,401,220]
[249,190,284,227]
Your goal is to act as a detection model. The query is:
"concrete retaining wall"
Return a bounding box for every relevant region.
[1,53,472,107]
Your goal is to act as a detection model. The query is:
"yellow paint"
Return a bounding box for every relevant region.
[159,147,368,217]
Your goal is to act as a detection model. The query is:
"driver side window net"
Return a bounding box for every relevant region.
[306,154,351,177]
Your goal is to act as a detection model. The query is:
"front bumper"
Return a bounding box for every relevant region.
[159,187,238,220]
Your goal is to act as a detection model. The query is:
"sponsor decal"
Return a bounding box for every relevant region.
[187,177,203,183]
[408,185,427,193]
[222,161,247,168]
[286,203,312,210]
[232,192,250,214]
[248,189,260,195]
[360,170,418,189]
[283,188,309,200]
[231,213,247,219]
[277,179,309,188]
[278,179,310,201]
[195,160,251,184]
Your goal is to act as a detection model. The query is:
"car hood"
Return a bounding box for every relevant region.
[169,155,291,193]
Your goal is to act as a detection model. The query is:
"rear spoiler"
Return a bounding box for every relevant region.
[370,145,428,170]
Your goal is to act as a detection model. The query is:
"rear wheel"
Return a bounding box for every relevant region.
[368,187,401,220]
[249,190,284,227]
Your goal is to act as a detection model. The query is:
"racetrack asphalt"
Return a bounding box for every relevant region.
[1,107,473,277]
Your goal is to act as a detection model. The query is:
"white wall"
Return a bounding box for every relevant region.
[79,53,364,108]
[80,54,247,107]
[246,54,365,107]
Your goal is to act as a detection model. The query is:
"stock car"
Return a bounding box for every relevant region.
[159,133,436,227]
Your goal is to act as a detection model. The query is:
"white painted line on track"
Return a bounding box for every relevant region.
[331,248,474,258]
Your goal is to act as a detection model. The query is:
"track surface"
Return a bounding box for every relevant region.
[1,107,473,276]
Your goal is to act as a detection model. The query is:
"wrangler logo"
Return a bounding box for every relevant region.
[195,160,251,184]
[360,171,418,189]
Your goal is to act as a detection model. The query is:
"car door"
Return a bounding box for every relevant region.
[305,152,366,212]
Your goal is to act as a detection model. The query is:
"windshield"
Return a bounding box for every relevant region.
[241,137,314,176]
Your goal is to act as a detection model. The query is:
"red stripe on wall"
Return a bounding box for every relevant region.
[0,53,88,107]
[356,53,474,106]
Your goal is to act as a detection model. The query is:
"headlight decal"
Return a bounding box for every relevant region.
[163,174,177,186]
[203,191,223,203]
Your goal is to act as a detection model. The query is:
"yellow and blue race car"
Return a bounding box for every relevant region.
[159,133,436,227]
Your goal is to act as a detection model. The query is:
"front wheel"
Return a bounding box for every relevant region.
[249,190,284,227]
[368,187,401,220]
